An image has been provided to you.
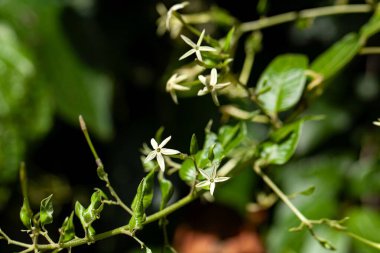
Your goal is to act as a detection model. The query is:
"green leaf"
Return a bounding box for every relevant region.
[158,175,173,211]
[260,120,304,165]
[40,194,54,227]
[129,169,155,231]
[190,133,199,155]
[223,27,235,52]
[179,158,197,183]
[311,33,361,80]
[83,189,107,224]
[218,123,246,154]
[59,212,75,243]
[256,54,308,116]
[360,5,380,41]
[155,126,165,143]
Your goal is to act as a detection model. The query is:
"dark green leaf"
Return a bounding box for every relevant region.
[159,176,173,211]
[360,6,380,41]
[218,123,246,154]
[311,33,361,80]
[59,212,75,243]
[74,201,86,225]
[179,159,197,183]
[260,120,304,165]
[256,54,308,116]
[190,133,199,155]
[129,169,155,231]
[40,194,54,227]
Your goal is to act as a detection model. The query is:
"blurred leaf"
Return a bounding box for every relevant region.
[158,175,173,211]
[179,158,197,183]
[20,198,33,229]
[218,123,246,155]
[190,133,199,155]
[222,27,235,52]
[260,120,304,165]
[347,207,380,253]
[59,212,75,243]
[256,54,308,116]
[40,194,54,227]
[129,169,155,231]
[311,33,361,80]
[360,5,380,41]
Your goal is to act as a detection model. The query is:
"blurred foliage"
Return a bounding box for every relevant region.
[0,0,113,187]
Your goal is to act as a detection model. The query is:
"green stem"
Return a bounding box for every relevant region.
[0,228,32,249]
[347,232,380,250]
[239,47,255,85]
[253,163,311,228]
[239,4,372,33]
[360,47,380,54]
[35,193,196,251]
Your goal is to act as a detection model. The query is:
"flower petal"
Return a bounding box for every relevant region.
[197,29,205,46]
[214,82,231,90]
[196,180,210,188]
[198,75,207,85]
[211,90,220,106]
[157,153,165,172]
[198,169,210,180]
[145,151,157,162]
[195,50,203,62]
[199,46,216,52]
[161,148,180,155]
[172,83,190,91]
[151,138,158,149]
[210,182,216,195]
[180,35,196,48]
[197,87,209,96]
[170,90,178,104]
[210,68,217,86]
[214,177,230,183]
[160,136,172,148]
[179,49,195,60]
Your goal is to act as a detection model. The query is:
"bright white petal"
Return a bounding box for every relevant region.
[210,182,216,195]
[172,83,190,91]
[214,177,230,182]
[214,82,230,90]
[151,138,158,149]
[180,35,196,48]
[179,49,195,60]
[170,90,178,104]
[211,164,217,179]
[199,46,216,52]
[161,148,180,155]
[210,68,217,86]
[196,180,210,188]
[197,87,209,96]
[198,169,210,180]
[198,75,207,85]
[171,1,189,11]
[160,136,172,148]
[195,50,203,62]
[211,90,220,106]
[157,153,165,172]
[145,151,157,162]
[197,29,205,46]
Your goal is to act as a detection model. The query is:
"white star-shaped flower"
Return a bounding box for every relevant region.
[197,68,231,106]
[373,118,380,126]
[179,29,216,62]
[166,2,189,30]
[145,136,180,172]
[166,73,190,104]
[196,164,230,196]
[156,2,187,38]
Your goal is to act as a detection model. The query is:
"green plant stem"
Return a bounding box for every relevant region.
[79,116,133,215]
[0,228,32,249]
[253,162,312,228]
[239,47,255,85]
[360,47,380,54]
[347,232,380,250]
[34,193,197,251]
[238,4,372,33]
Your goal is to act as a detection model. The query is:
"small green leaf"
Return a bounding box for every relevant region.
[129,169,155,231]
[179,159,197,183]
[218,123,246,154]
[256,54,308,116]
[40,194,54,227]
[59,212,75,243]
[223,27,235,52]
[97,166,108,181]
[288,186,315,199]
[83,189,107,224]
[311,33,361,80]
[260,120,304,165]
[74,201,86,225]
[145,246,153,253]
[190,133,199,155]
[154,126,165,143]
[360,5,380,41]
[208,144,216,161]
[158,175,173,211]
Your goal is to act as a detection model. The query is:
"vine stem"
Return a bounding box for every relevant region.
[0,228,32,249]
[360,47,380,54]
[238,4,372,33]
[34,193,196,251]
[253,162,312,228]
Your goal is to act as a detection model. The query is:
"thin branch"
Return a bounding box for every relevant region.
[239,4,372,33]
[360,47,380,55]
